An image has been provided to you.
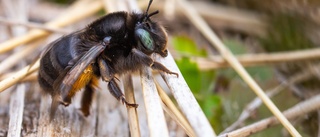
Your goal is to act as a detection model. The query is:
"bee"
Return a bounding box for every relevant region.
[38,0,178,118]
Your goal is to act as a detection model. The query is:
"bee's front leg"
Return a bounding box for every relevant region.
[131,48,178,77]
[151,62,178,77]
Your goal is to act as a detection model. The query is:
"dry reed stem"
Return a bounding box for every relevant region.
[0,72,37,82]
[0,39,44,74]
[0,17,70,34]
[192,48,320,70]
[123,75,141,137]
[4,0,29,136]
[0,0,103,54]
[158,52,217,137]
[155,81,196,137]
[219,93,320,137]
[140,68,169,137]
[176,0,301,136]
[0,60,39,93]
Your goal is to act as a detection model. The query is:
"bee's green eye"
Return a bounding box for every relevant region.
[136,29,154,50]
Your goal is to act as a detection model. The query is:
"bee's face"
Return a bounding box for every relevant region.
[135,13,168,57]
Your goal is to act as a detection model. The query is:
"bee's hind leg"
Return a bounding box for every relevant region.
[80,79,97,117]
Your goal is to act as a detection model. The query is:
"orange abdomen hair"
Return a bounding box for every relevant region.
[67,65,99,98]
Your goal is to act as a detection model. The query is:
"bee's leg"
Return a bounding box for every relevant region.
[151,62,179,77]
[108,79,138,108]
[98,58,114,82]
[131,48,154,65]
[80,86,94,116]
[80,78,98,117]
[98,58,138,107]
[131,48,178,77]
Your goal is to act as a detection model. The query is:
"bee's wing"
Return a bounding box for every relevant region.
[59,44,105,99]
[41,31,82,58]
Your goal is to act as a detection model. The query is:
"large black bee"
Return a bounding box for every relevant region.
[38,0,178,118]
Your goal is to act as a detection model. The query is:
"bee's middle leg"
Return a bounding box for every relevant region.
[108,79,138,108]
[98,58,138,108]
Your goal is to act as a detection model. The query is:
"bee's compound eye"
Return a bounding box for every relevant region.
[103,36,111,44]
[135,29,154,50]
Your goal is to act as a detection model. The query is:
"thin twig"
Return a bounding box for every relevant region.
[221,83,286,133]
[222,65,315,133]
[140,68,169,137]
[176,0,301,136]
[0,72,36,82]
[0,60,39,93]
[219,93,320,137]
[155,80,196,137]
[181,48,320,70]
[0,17,70,34]
[0,39,44,75]
[0,72,38,84]
[123,74,140,137]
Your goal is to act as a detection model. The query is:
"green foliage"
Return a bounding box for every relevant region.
[172,36,223,130]
[173,36,215,94]
[198,95,223,131]
[172,36,207,57]
[172,36,274,132]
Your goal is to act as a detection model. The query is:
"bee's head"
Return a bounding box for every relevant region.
[134,0,168,57]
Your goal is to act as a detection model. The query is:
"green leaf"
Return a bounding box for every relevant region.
[199,95,223,132]
[173,36,216,93]
[172,36,207,57]
[175,57,202,93]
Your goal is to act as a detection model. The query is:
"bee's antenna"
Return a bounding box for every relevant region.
[147,10,159,19]
[145,0,153,16]
[144,0,158,21]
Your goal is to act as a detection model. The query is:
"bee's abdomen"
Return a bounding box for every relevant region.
[38,35,77,92]
[38,50,60,92]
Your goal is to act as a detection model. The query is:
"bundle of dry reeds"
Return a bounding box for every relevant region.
[1,0,320,137]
